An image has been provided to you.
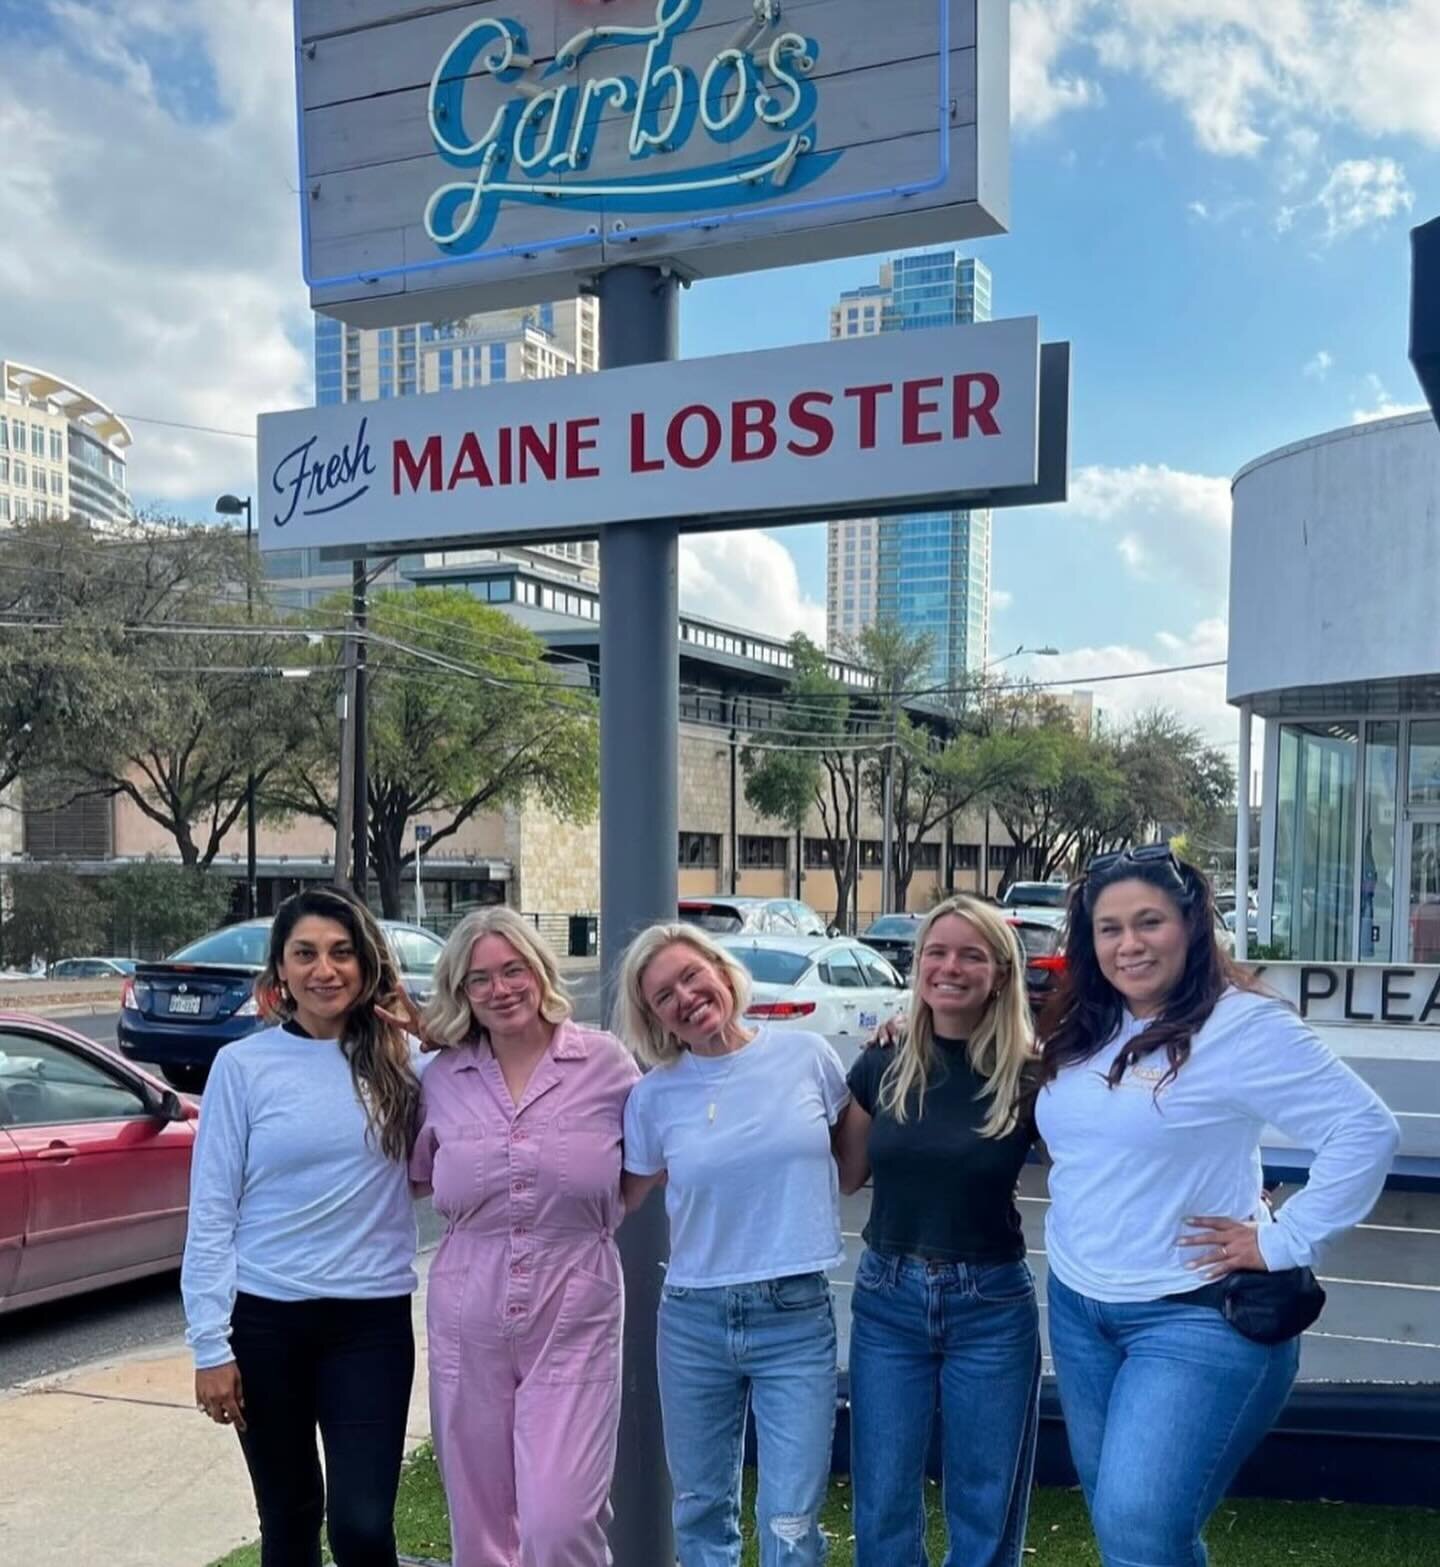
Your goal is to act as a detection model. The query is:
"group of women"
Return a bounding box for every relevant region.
[183,848,1400,1567]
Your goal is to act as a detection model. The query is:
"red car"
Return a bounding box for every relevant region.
[0,1012,197,1316]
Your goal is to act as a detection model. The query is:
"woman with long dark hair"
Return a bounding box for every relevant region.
[1035,847,1398,1567]
[183,887,422,1567]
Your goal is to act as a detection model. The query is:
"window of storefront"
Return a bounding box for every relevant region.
[1272,722,1357,962]
[1269,715,1440,963]
[679,832,720,868]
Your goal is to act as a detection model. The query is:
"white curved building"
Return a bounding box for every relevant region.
[1,359,132,527]
[1230,410,1440,1190]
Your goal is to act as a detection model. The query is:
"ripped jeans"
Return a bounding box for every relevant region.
[657,1273,837,1566]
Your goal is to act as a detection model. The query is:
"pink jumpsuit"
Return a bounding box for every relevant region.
[410,1021,640,1567]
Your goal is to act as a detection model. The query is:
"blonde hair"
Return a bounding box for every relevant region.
[878,895,1036,1136]
[422,906,572,1048]
[613,922,753,1068]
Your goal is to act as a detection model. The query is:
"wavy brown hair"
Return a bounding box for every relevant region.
[1037,857,1256,1095]
[256,888,419,1161]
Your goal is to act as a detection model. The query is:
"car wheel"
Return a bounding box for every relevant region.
[162,1065,209,1094]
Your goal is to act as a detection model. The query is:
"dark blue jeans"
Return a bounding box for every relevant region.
[1046,1271,1300,1567]
[848,1250,1041,1567]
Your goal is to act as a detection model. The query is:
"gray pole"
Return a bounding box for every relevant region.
[597,262,679,1566]
[243,499,258,919]
[352,559,369,904]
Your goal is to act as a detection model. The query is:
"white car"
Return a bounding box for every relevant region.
[722,935,910,1072]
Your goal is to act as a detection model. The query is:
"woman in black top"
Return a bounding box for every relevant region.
[835,895,1039,1567]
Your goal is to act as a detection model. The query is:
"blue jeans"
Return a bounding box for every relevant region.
[1046,1271,1300,1567]
[657,1272,838,1567]
[848,1251,1041,1567]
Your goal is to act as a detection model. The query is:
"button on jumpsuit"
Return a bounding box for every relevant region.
[410,1022,640,1567]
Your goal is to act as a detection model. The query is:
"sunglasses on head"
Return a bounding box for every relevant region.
[1085,842,1184,880]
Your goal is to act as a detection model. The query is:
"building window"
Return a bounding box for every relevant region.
[30,426,44,456]
[9,423,23,452]
[679,832,720,868]
[988,845,1012,871]
[1362,721,1398,962]
[49,430,63,462]
[739,835,788,870]
[803,838,835,869]
[912,841,941,869]
[14,460,26,486]
[1272,722,1357,962]
[950,843,979,871]
[858,841,884,869]
[50,470,63,495]
[0,457,7,483]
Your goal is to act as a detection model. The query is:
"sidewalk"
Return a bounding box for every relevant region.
[0,1257,436,1567]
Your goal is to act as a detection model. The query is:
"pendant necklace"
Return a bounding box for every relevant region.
[701,1041,745,1125]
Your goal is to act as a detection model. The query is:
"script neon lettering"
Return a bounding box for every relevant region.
[423,0,832,253]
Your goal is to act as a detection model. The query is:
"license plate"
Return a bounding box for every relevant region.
[168,994,202,1015]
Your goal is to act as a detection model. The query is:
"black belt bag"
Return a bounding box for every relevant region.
[1164,1267,1326,1345]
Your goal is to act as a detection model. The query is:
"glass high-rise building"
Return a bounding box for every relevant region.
[826,252,992,683]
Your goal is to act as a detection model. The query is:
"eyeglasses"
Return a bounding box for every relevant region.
[1086,843,1183,879]
[463,961,532,999]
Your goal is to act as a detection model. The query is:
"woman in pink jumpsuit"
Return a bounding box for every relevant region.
[410,908,639,1567]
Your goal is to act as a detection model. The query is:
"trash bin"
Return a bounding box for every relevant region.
[568,914,597,958]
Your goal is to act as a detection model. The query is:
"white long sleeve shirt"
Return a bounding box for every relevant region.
[182,1025,420,1369]
[1036,987,1400,1303]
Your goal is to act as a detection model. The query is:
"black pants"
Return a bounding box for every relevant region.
[230,1291,415,1567]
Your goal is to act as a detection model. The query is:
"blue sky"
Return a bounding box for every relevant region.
[3,1,1437,740]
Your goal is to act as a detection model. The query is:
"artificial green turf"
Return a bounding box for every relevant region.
[209,1447,1439,1566]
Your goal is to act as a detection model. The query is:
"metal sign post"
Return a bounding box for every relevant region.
[414,822,432,921]
[595,262,679,1564]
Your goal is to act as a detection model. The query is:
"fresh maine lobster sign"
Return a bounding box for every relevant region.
[295,0,1010,324]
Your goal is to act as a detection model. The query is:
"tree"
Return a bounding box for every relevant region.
[742,634,867,926]
[276,588,599,917]
[98,862,234,959]
[1,513,318,868]
[1,869,107,968]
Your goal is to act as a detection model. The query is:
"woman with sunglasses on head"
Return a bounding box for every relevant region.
[403,906,638,1567]
[1035,845,1399,1567]
[615,922,851,1567]
[183,887,423,1567]
[833,895,1041,1567]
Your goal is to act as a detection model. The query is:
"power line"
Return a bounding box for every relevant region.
[117,413,256,440]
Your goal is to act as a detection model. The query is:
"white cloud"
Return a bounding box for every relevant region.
[991,588,1015,613]
[1304,350,1333,379]
[1038,618,1234,745]
[1011,0,1105,129]
[1065,463,1233,605]
[1312,157,1415,241]
[1187,199,1210,220]
[1351,375,1427,424]
[679,532,827,647]
[0,2,308,504]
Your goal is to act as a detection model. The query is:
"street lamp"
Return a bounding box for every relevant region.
[215,493,257,919]
[987,642,1060,667]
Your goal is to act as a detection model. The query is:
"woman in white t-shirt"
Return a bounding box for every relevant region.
[1035,846,1399,1567]
[616,923,850,1567]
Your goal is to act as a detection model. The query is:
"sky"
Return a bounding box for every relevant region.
[2,0,1438,751]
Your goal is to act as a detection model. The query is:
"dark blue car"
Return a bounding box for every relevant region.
[116,917,444,1092]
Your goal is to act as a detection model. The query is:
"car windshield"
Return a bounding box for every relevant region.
[726,947,811,985]
[1003,882,1068,908]
[385,927,442,976]
[865,917,918,938]
[168,926,272,967]
[1011,923,1062,958]
[679,905,746,934]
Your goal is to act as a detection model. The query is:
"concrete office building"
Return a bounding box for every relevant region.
[1,360,132,527]
[826,252,993,680]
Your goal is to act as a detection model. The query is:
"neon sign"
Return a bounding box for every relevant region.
[424,0,841,254]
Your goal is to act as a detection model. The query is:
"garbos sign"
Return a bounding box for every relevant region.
[258,317,1044,552]
[296,0,1009,324]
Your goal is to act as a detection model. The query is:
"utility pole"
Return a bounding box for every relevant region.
[879,677,898,914]
[216,494,257,916]
[352,558,369,905]
[333,616,358,888]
